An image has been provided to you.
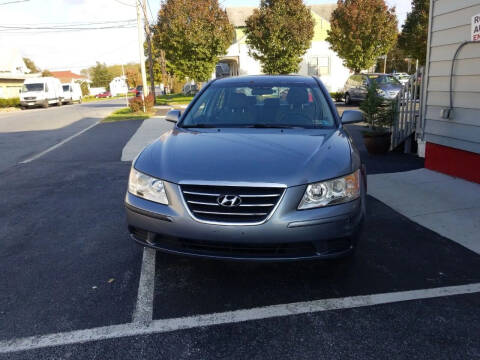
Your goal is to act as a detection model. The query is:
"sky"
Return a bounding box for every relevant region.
[0,0,412,73]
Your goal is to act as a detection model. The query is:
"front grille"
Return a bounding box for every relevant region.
[24,97,36,100]
[181,184,284,224]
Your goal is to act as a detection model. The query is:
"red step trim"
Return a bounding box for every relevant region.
[425,142,480,184]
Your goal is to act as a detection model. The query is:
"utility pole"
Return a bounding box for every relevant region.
[136,0,148,112]
[142,0,156,103]
[122,64,128,107]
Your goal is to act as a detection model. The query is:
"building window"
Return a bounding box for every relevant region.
[308,56,330,76]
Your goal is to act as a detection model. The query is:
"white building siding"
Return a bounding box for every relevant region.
[297,41,351,92]
[223,40,350,92]
[422,0,480,154]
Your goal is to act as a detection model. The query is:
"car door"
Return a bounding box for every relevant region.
[357,75,369,100]
[346,75,360,100]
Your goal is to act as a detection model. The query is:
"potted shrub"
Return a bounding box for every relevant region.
[360,81,394,154]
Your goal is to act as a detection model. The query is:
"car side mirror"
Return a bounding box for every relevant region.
[341,110,364,124]
[166,109,181,123]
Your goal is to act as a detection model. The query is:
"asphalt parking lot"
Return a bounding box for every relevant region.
[1,107,479,359]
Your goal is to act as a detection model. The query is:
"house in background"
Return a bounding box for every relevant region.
[50,70,88,84]
[220,4,351,92]
[109,76,128,96]
[0,48,38,99]
[50,70,90,92]
[418,0,480,183]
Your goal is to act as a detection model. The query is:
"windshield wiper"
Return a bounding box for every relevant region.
[244,124,299,129]
[181,124,218,128]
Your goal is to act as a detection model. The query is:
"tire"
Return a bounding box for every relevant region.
[345,93,352,105]
[57,98,62,107]
[79,97,82,104]
[20,106,26,110]
[42,100,49,109]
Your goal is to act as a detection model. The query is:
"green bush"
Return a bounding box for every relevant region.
[359,82,394,131]
[80,82,89,96]
[0,98,20,108]
[330,92,345,102]
[129,94,154,113]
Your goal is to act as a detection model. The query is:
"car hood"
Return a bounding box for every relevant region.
[378,83,402,92]
[134,128,353,187]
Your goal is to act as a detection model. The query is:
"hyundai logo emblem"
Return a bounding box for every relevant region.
[217,195,242,208]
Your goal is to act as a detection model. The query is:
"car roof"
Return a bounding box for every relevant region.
[212,75,318,86]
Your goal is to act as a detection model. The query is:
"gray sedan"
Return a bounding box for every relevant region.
[125,76,366,261]
[344,73,403,104]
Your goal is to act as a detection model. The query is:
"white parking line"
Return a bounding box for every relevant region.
[19,121,99,164]
[1,282,480,354]
[132,247,156,325]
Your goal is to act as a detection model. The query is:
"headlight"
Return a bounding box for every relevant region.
[128,168,168,205]
[376,89,386,96]
[298,170,361,210]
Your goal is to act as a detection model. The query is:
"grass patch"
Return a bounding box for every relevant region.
[82,95,129,103]
[102,107,153,123]
[157,93,194,105]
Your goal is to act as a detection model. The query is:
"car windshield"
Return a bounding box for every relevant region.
[22,83,44,92]
[181,82,335,129]
[372,75,400,85]
[62,85,70,91]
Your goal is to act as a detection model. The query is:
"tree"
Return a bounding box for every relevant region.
[244,0,314,74]
[153,0,234,82]
[327,0,398,73]
[90,62,113,88]
[41,69,53,77]
[23,57,40,73]
[126,67,142,88]
[398,0,429,65]
[80,68,89,78]
[375,41,411,73]
[360,81,393,131]
[80,82,89,96]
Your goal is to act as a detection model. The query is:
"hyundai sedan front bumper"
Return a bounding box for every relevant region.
[125,180,365,261]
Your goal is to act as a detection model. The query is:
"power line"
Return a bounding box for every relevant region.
[0,22,136,30]
[146,0,155,24]
[0,0,29,5]
[1,27,136,34]
[3,19,136,26]
[112,0,136,7]
[0,25,136,34]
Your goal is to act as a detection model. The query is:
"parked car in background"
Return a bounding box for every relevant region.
[20,77,64,109]
[182,83,199,96]
[95,91,112,98]
[62,83,82,104]
[89,87,106,97]
[392,72,411,86]
[125,75,366,261]
[135,85,143,98]
[343,73,402,104]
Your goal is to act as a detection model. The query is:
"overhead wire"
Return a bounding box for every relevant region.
[112,0,136,7]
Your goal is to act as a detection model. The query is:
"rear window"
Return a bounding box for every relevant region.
[181,82,335,129]
[372,75,400,85]
[62,85,70,91]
